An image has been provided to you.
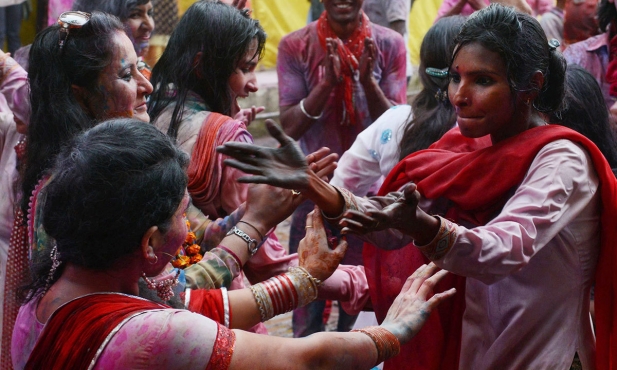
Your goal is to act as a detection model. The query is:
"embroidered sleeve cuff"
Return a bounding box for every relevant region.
[321,185,359,222]
[414,216,457,260]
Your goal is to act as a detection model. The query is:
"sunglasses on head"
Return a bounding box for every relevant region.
[57,11,91,50]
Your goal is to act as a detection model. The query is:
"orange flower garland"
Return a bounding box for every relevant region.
[171,217,203,269]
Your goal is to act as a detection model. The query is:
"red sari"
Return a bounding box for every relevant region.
[364,125,617,369]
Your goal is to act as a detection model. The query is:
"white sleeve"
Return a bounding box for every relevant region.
[330,105,411,196]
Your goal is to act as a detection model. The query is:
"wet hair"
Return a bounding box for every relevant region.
[451,4,566,113]
[72,0,151,21]
[23,119,189,299]
[598,0,617,32]
[549,65,617,170]
[22,12,125,217]
[399,15,465,160]
[148,0,266,139]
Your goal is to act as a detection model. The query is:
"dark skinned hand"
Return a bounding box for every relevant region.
[216,119,312,190]
[324,38,343,87]
[340,183,421,242]
[358,37,376,85]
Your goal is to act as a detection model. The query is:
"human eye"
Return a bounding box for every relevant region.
[121,69,132,81]
[129,11,140,19]
[476,76,493,86]
[449,72,460,83]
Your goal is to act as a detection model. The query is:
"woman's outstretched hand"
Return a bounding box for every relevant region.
[380,263,456,344]
[216,119,310,189]
[298,206,347,282]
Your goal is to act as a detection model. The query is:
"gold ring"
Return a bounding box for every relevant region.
[305,225,313,229]
[291,189,301,196]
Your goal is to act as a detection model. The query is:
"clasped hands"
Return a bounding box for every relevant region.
[323,36,377,87]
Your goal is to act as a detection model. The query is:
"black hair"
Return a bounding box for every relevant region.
[598,0,617,32]
[399,15,465,160]
[148,0,266,139]
[549,65,617,170]
[451,4,566,113]
[22,12,125,217]
[72,0,151,21]
[23,119,189,300]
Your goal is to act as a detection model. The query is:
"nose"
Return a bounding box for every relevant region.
[142,15,154,32]
[138,72,154,95]
[449,81,469,107]
[246,74,258,93]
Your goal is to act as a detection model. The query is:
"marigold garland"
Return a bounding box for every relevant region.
[171,215,203,269]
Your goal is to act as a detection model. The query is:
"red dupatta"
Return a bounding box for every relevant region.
[365,125,617,369]
[25,293,167,369]
[187,112,239,212]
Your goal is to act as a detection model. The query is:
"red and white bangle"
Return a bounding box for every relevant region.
[249,266,320,322]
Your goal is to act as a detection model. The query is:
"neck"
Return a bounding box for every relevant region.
[36,260,142,323]
[327,15,362,40]
[491,109,546,145]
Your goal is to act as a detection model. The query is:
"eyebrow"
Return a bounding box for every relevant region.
[450,67,501,77]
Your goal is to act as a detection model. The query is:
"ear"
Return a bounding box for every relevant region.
[521,71,545,103]
[140,225,161,263]
[529,71,545,96]
[192,51,204,79]
[71,84,92,114]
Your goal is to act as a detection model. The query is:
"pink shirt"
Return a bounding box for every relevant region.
[563,33,615,108]
[356,139,600,368]
[277,21,407,156]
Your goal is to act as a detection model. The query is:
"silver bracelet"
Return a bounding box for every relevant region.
[299,98,323,120]
[226,226,260,256]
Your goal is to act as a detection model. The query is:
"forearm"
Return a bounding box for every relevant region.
[230,330,379,370]
[303,170,345,217]
[280,81,334,140]
[362,78,393,122]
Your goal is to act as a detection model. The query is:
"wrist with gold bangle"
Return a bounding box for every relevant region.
[249,266,320,322]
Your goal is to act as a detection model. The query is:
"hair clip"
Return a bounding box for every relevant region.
[548,39,560,51]
[426,67,449,79]
[434,88,448,102]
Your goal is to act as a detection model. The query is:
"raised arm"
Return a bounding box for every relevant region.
[229,263,455,369]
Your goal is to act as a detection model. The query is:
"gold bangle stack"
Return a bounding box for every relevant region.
[351,326,401,366]
[249,267,321,322]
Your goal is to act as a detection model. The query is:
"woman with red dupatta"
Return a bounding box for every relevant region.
[12,119,455,369]
[219,5,617,369]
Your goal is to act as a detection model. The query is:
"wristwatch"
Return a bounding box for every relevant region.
[226,226,260,256]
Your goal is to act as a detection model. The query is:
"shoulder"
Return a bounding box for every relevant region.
[280,23,316,49]
[529,139,598,190]
[97,309,218,369]
[371,22,405,45]
[563,33,608,63]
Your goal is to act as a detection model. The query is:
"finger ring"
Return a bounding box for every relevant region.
[305,225,313,229]
[291,189,301,196]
